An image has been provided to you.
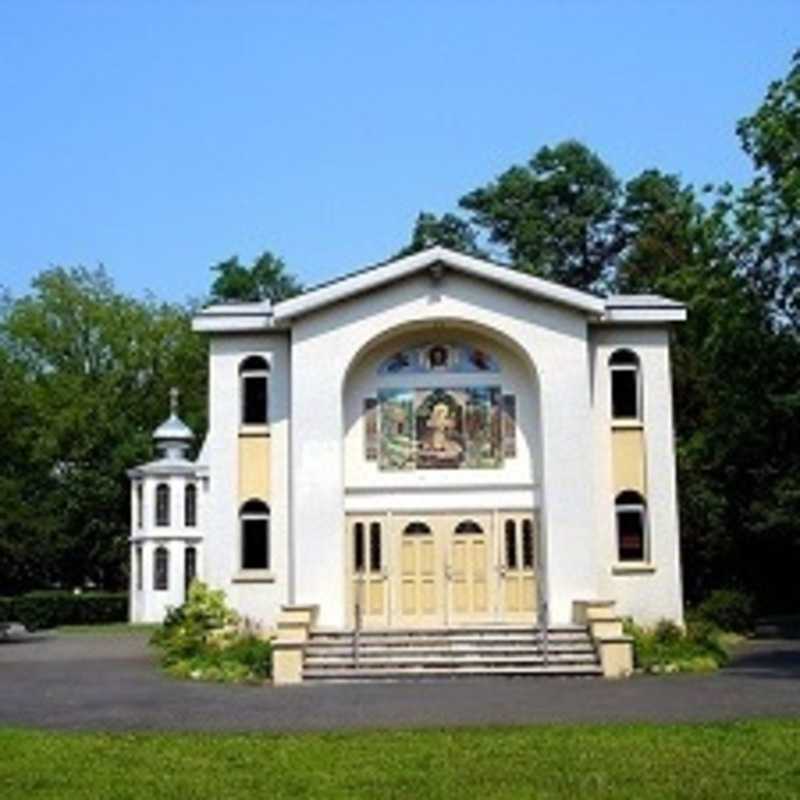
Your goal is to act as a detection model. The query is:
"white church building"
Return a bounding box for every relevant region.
[129,247,686,679]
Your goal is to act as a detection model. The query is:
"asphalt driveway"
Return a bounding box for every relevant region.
[0,631,798,732]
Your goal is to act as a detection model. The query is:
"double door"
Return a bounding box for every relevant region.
[346,511,538,628]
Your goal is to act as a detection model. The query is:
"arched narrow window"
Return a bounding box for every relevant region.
[135,546,143,591]
[403,521,432,535]
[616,491,647,562]
[154,546,169,590]
[353,522,365,572]
[155,483,170,527]
[184,484,197,528]
[136,484,143,529]
[522,519,534,569]
[240,356,269,425]
[504,519,518,569]
[184,546,197,596]
[369,522,382,573]
[609,349,641,420]
[240,499,270,570]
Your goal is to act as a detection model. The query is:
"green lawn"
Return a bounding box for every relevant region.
[1,720,799,799]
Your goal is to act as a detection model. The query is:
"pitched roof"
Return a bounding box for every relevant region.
[192,246,686,332]
[272,246,606,322]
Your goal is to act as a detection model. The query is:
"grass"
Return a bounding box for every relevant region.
[54,623,160,636]
[1,720,799,799]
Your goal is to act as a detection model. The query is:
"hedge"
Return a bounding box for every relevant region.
[0,592,128,631]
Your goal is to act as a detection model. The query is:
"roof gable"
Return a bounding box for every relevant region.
[272,247,606,322]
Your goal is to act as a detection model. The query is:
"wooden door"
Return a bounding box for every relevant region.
[394,517,443,627]
[347,515,388,628]
[448,515,492,624]
[498,512,537,622]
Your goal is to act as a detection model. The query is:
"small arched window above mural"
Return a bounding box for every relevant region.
[378,343,500,375]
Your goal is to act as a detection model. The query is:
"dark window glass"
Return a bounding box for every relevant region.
[184,484,197,527]
[612,369,638,419]
[243,375,268,424]
[505,519,517,569]
[154,546,169,590]
[403,521,432,535]
[136,484,143,529]
[353,523,365,572]
[522,519,534,568]
[618,509,645,561]
[155,484,170,527]
[242,518,269,569]
[135,546,143,591]
[455,519,483,534]
[184,547,197,595]
[369,523,382,572]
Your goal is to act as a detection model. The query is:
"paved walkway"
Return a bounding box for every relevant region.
[0,631,798,732]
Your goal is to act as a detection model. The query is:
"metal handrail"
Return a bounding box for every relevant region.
[353,572,364,668]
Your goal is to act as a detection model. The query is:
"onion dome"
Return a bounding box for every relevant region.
[153,387,194,461]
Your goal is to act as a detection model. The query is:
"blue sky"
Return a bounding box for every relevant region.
[1,1,797,302]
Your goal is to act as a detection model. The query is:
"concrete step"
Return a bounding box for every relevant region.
[305,653,599,668]
[306,639,595,655]
[303,663,603,681]
[308,632,590,647]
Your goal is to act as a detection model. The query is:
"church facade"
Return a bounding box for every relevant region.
[128,247,686,638]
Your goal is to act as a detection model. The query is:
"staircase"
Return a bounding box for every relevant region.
[301,625,602,682]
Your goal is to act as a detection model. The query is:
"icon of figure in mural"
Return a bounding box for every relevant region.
[427,345,449,370]
[416,389,464,468]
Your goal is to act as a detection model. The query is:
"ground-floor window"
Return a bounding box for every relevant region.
[616,491,647,562]
[241,499,270,570]
[184,546,197,595]
[154,546,169,590]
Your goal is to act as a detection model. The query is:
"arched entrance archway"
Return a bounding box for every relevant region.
[341,320,542,628]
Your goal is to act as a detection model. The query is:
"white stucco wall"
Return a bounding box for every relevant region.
[289,269,599,626]
[590,325,684,625]
[202,332,291,629]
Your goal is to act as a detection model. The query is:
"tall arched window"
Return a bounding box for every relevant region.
[240,356,269,425]
[136,484,143,529]
[155,483,170,527]
[154,546,169,590]
[184,546,197,596]
[240,499,270,570]
[616,490,647,562]
[135,545,143,591]
[184,484,197,528]
[609,349,641,420]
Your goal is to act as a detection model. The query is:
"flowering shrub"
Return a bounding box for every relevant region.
[151,581,271,683]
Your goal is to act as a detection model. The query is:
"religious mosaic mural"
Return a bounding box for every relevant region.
[378,343,500,375]
[372,386,512,471]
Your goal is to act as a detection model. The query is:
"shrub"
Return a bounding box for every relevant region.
[695,590,755,634]
[0,597,14,623]
[625,618,730,674]
[151,581,271,684]
[1,592,128,631]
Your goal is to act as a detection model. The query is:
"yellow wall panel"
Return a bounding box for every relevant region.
[612,428,646,494]
[238,435,270,503]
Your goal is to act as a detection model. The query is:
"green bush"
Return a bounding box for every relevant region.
[695,590,755,634]
[151,581,271,684]
[625,618,730,674]
[0,597,14,623]
[0,592,128,630]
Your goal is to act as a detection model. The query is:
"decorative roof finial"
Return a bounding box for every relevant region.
[169,386,180,417]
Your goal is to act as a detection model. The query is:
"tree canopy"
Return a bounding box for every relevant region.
[210,251,303,303]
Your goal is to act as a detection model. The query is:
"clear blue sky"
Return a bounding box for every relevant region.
[1,1,797,302]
